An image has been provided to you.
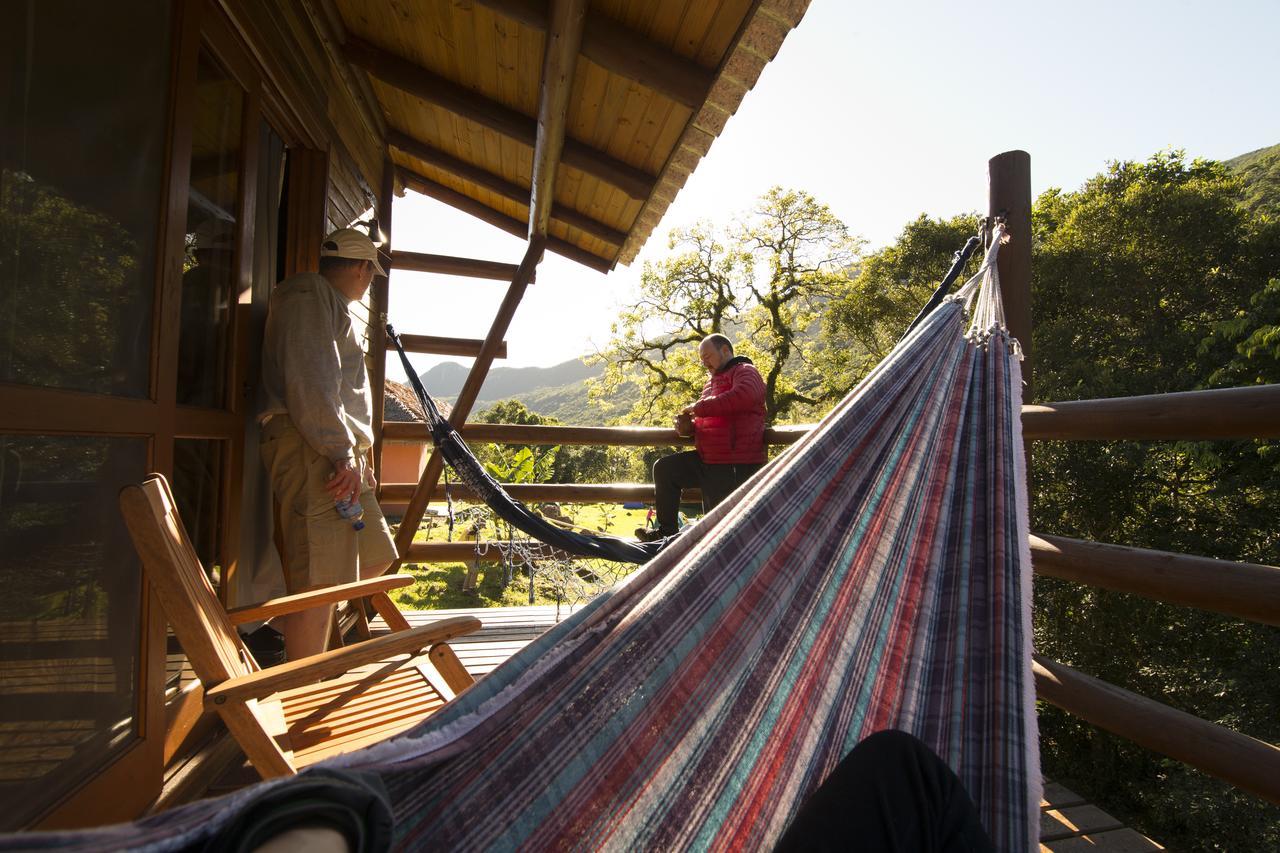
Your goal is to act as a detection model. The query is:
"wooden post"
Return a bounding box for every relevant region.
[529,0,586,240]
[283,148,329,277]
[988,150,1033,397]
[370,157,394,488]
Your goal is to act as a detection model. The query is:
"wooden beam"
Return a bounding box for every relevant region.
[469,0,715,108]
[343,37,654,200]
[392,250,524,281]
[381,421,811,448]
[393,239,547,563]
[382,482,702,503]
[388,131,627,246]
[398,168,614,273]
[384,383,1280,445]
[1031,534,1280,627]
[528,0,586,240]
[1021,384,1280,440]
[388,335,507,360]
[370,156,394,488]
[1034,655,1280,805]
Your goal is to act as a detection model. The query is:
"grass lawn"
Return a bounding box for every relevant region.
[390,502,669,610]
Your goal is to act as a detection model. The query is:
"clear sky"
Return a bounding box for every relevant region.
[385,0,1280,379]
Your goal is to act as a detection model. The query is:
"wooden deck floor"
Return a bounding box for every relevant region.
[392,605,1164,852]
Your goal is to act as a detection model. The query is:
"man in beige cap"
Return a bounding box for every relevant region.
[259,227,398,660]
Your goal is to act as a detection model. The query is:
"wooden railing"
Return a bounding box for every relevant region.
[379,381,1280,805]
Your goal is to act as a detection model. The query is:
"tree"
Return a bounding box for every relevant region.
[818,213,983,395]
[591,187,860,426]
[472,401,559,484]
[1025,151,1280,852]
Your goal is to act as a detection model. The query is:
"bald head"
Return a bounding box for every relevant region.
[698,334,734,373]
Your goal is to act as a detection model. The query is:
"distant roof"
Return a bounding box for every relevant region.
[384,379,449,423]
[333,0,813,272]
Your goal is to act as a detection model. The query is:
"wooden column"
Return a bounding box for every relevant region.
[528,0,586,240]
[393,238,546,562]
[988,150,1033,396]
[283,148,328,277]
[370,157,394,487]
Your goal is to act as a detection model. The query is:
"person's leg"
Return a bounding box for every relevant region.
[773,730,994,853]
[355,485,398,580]
[280,603,334,662]
[262,417,359,661]
[700,462,764,513]
[652,451,703,535]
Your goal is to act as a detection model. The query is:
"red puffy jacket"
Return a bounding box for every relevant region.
[691,356,767,464]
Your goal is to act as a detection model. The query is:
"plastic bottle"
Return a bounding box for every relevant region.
[335,495,366,531]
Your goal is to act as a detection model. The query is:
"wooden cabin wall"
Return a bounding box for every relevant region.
[218,0,384,227]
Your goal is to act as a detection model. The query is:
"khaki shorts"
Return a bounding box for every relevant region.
[261,415,398,592]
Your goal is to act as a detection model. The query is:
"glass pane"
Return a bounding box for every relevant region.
[171,439,225,589]
[0,2,170,398]
[0,435,146,830]
[177,51,243,408]
[234,122,287,608]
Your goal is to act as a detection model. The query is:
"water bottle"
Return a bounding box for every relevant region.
[335,494,365,531]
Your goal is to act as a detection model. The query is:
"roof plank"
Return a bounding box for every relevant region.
[344,36,654,200]
[470,0,715,107]
[389,131,626,246]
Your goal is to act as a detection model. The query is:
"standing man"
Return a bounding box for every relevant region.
[259,228,398,661]
[639,334,767,541]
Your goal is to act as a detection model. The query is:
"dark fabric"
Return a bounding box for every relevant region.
[773,731,995,853]
[653,450,763,535]
[692,357,767,464]
[203,769,393,853]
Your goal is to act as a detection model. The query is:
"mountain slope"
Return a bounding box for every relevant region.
[1226,143,1280,217]
[419,357,601,403]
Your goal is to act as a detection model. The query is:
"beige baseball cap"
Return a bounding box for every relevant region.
[320,228,387,276]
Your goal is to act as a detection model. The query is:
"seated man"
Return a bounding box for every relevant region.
[638,334,767,541]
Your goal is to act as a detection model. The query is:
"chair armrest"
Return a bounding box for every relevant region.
[225,575,416,625]
[205,616,481,707]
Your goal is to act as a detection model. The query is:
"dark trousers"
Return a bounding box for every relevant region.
[652,450,763,535]
[774,730,994,853]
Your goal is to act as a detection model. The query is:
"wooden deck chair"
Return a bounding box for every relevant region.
[120,474,480,778]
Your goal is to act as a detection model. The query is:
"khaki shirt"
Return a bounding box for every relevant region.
[260,273,372,466]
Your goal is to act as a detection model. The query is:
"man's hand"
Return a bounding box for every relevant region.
[680,404,697,416]
[325,459,362,504]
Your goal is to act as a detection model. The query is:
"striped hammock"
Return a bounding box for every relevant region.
[7,233,1039,851]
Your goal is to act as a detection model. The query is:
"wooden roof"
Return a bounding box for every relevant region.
[329,0,812,272]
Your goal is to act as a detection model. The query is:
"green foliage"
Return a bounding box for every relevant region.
[1225,142,1280,219]
[472,399,643,484]
[819,213,982,394]
[473,400,559,484]
[591,187,860,426]
[1027,150,1280,850]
